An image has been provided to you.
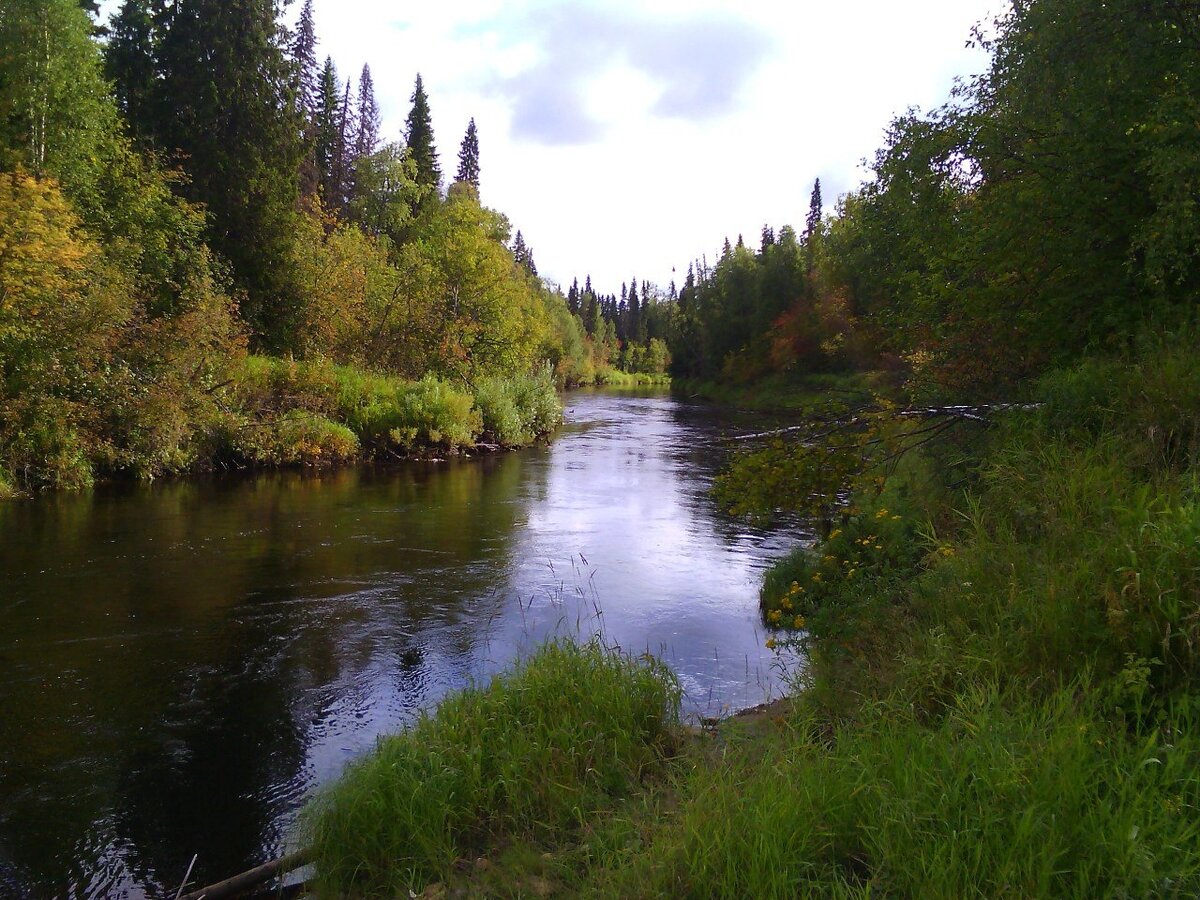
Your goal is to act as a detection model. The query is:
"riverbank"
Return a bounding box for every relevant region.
[300,332,1200,896]
[0,357,564,498]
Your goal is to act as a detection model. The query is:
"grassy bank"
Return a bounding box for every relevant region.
[304,641,681,896]
[300,336,1200,897]
[0,358,563,495]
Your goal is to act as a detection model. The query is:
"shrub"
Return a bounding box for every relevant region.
[305,640,681,895]
[474,370,563,446]
[339,373,480,452]
[231,410,359,467]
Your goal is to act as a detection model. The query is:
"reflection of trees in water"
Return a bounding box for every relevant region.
[0,452,542,896]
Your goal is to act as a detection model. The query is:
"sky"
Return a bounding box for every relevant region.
[104,0,1006,294]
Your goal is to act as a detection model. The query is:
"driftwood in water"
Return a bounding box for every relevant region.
[177,850,308,900]
[728,403,1042,442]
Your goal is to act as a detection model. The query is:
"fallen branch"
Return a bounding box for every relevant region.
[728,403,1042,441]
[177,850,309,900]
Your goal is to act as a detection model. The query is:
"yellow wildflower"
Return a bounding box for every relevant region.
[875,508,889,519]
[794,616,806,629]
[768,609,783,623]
[765,638,778,649]
[782,598,793,611]
[829,529,842,540]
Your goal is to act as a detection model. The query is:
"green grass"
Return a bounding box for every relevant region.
[303,640,681,897]
[0,469,18,500]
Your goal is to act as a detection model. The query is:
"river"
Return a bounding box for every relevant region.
[0,390,806,898]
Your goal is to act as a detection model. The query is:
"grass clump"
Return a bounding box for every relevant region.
[304,640,681,896]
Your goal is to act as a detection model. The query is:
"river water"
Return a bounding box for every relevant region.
[0,391,806,898]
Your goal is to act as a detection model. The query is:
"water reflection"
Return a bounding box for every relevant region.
[0,392,805,897]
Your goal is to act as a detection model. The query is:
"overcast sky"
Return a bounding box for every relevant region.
[104,0,1005,293]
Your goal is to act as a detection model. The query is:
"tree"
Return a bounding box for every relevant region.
[805,179,823,241]
[0,0,119,183]
[349,142,425,243]
[354,64,381,160]
[105,0,158,146]
[313,56,343,203]
[156,0,305,350]
[455,117,480,190]
[405,73,441,194]
[292,0,318,118]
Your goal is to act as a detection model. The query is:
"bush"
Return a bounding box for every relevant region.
[474,369,563,446]
[339,372,480,452]
[305,640,681,895]
[231,410,359,467]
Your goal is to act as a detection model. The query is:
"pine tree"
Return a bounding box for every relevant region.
[354,64,380,160]
[405,73,441,194]
[805,178,823,241]
[156,0,305,349]
[455,117,480,190]
[105,0,158,146]
[512,230,527,267]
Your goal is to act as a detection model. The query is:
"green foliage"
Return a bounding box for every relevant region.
[341,374,480,452]
[155,0,305,351]
[231,410,359,467]
[473,370,563,447]
[405,73,441,194]
[304,640,681,895]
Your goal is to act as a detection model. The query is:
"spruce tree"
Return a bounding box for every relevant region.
[354,64,381,160]
[105,0,158,146]
[761,224,776,252]
[313,56,343,203]
[331,77,356,212]
[405,73,441,193]
[292,0,318,118]
[455,117,480,190]
[156,0,304,349]
[805,178,823,241]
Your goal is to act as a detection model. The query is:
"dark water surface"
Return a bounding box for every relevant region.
[0,391,806,898]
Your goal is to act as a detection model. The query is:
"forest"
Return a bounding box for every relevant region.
[0,0,675,498]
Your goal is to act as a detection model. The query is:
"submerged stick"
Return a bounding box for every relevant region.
[177,850,309,900]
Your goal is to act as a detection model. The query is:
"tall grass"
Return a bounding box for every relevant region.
[597,687,1200,898]
[304,640,681,896]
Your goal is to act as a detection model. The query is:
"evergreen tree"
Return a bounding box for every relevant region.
[292,0,318,118]
[313,56,343,203]
[405,73,441,193]
[105,0,158,146]
[761,224,776,252]
[455,117,480,190]
[805,178,823,240]
[156,0,305,349]
[331,77,356,212]
[354,64,380,160]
